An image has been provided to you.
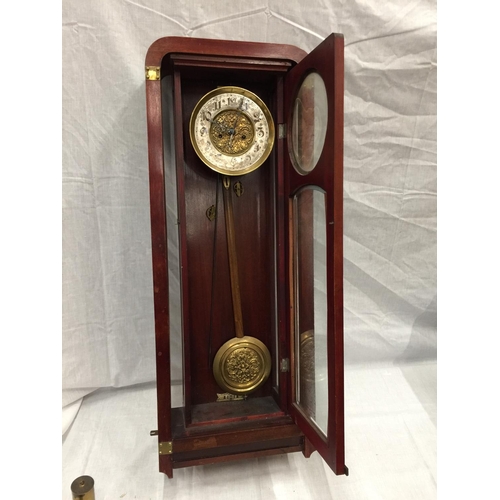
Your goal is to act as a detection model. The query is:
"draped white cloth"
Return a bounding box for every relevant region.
[62,1,436,497]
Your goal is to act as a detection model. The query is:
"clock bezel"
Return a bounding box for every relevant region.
[189,86,275,176]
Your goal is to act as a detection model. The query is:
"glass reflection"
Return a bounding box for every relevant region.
[291,72,328,175]
[294,188,328,436]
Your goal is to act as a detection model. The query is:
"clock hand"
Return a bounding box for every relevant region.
[204,112,229,132]
[227,110,242,151]
[228,112,243,151]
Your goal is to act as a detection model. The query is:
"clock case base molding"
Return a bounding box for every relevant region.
[145,35,345,479]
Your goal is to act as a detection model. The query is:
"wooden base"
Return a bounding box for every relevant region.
[173,444,304,471]
[167,397,304,472]
[189,396,285,426]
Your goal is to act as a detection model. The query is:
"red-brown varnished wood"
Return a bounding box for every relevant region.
[170,54,292,74]
[146,78,173,477]
[170,404,303,465]
[302,436,316,459]
[332,36,346,474]
[173,437,303,464]
[171,405,296,437]
[188,396,284,426]
[146,37,307,70]
[172,444,304,470]
[173,422,302,454]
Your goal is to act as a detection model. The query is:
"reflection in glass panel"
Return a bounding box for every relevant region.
[294,188,328,436]
[162,75,184,407]
[291,72,328,175]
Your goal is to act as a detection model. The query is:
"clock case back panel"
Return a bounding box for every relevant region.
[145,36,345,478]
[165,57,293,419]
[178,77,278,408]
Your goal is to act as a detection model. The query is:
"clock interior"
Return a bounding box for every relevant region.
[161,58,289,426]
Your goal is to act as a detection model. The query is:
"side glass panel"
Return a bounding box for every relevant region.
[291,73,328,175]
[161,75,183,407]
[293,188,328,436]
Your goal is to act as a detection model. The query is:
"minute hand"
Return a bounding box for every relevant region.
[228,113,241,150]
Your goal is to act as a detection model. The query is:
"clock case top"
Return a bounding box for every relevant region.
[145,34,345,478]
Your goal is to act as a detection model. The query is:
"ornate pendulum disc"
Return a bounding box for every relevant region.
[211,176,272,395]
[213,336,272,394]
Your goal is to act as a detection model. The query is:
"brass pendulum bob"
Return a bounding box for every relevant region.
[212,176,271,394]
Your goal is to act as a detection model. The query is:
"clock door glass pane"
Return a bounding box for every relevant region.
[290,73,328,175]
[293,188,328,436]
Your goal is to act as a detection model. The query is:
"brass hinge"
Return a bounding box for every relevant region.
[280,358,290,372]
[159,441,173,455]
[145,66,161,81]
[278,123,287,139]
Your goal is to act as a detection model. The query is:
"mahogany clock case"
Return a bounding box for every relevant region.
[145,34,345,478]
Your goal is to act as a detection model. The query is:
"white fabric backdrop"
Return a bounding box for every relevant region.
[62,0,436,406]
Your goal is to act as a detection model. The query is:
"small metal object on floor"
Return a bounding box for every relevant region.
[71,475,95,500]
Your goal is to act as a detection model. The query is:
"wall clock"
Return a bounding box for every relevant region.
[145,34,346,478]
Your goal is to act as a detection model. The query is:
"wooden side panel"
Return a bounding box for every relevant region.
[331,36,346,474]
[145,78,173,478]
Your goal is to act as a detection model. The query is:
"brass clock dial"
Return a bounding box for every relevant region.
[189,86,275,176]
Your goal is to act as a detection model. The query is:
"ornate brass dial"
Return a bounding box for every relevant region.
[209,109,254,155]
[189,86,275,176]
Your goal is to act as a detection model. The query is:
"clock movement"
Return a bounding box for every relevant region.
[145,33,346,478]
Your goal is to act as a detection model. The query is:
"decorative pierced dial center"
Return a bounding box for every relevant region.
[210,110,254,155]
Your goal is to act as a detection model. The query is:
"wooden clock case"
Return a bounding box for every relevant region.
[145,33,346,478]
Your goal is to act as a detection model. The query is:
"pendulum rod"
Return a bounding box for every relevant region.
[222,176,245,339]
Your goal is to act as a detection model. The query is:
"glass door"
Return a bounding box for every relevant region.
[284,33,346,475]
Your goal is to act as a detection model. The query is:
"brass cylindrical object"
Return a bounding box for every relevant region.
[71,475,95,500]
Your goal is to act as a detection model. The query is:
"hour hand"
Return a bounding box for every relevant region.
[204,112,226,129]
